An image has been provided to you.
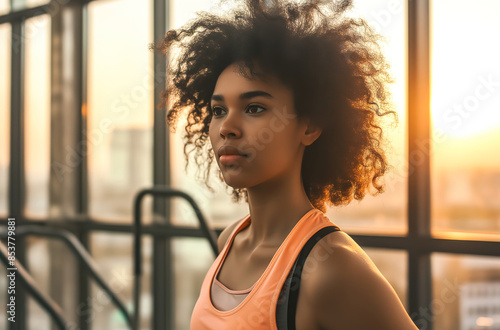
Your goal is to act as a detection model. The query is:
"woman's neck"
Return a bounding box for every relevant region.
[244,173,315,248]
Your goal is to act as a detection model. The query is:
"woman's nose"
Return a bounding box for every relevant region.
[219,110,242,138]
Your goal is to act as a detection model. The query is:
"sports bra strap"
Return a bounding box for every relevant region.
[276,225,341,330]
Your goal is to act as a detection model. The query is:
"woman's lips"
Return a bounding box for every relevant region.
[220,154,246,165]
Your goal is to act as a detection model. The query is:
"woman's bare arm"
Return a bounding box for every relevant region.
[301,233,419,330]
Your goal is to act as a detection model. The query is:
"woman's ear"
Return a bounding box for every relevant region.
[301,118,323,146]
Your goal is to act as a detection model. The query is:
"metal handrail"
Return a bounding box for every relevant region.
[0,225,134,329]
[133,186,218,330]
[0,240,67,329]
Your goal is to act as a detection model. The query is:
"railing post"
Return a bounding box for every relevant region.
[407,0,432,328]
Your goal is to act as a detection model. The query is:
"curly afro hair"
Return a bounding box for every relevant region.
[149,0,398,213]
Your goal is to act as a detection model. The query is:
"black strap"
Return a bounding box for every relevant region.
[276,225,341,330]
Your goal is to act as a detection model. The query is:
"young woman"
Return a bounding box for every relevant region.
[151,0,419,328]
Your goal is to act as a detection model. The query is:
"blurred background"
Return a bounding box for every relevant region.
[0,0,499,329]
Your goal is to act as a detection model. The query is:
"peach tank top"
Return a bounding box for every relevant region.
[190,208,340,329]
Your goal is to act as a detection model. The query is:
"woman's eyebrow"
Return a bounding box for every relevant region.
[211,90,274,102]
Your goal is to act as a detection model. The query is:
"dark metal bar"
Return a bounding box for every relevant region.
[409,251,432,329]
[49,1,88,328]
[418,237,500,256]
[0,225,134,329]
[8,10,25,240]
[78,3,90,330]
[407,0,431,237]
[0,217,224,236]
[3,219,499,257]
[152,0,171,328]
[67,220,224,239]
[134,187,219,273]
[407,0,432,328]
[76,227,90,330]
[133,186,218,330]
[0,4,51,24]
[79,1,88,228]
[153,0,169,202]
[350,234,500,257]
[9,14,27,330]
[0,240,67,330]
[152,239,169,329]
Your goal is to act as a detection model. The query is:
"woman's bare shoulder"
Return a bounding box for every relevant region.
[216,218,245,253]
[308,230,380,274]
[299,230,418,330]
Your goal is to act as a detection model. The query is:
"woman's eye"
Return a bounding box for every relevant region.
[246,105,266,114]
[211,106,224,116]
[210,105,265,117]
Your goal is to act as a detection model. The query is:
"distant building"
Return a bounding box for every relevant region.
[460,281,500,330]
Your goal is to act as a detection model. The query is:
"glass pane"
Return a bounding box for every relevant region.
[87,0,154,222]
[168,0,408,234]
[0,23,11,216]
[25,14,50,218]
[28,297,50,330]
[90,233,152,329]
[315,0,408,235]
[431,0,500,240]
[430,253,500,330]
[172,237,216,329]
[364,248,408,310]
[0,0,9,15]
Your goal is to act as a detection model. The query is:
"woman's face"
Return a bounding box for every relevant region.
[209,62,309,189]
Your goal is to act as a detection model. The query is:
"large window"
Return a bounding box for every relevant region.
[87,0,155,327]
[428,1,500,327]
[1,0,499,329]
[430,0,500,240]
[87,0,154,223]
